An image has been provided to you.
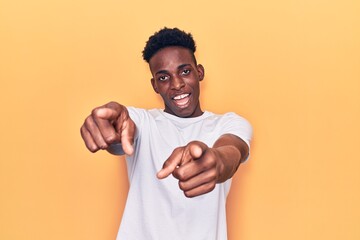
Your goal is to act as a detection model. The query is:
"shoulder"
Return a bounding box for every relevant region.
[126,107,164,125]
[206,111,253,145]
[206,111,251,126]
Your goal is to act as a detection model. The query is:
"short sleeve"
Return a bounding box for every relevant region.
[217,112,253,162]
[220,112,253,148]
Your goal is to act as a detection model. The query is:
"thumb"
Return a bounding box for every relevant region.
[188,141,208,159]
[95,101,125,122]
[95,107,120,122]
[120,118,135,155]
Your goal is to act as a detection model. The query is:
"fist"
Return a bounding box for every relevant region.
[157,141,224,198]
[80,102,136,155]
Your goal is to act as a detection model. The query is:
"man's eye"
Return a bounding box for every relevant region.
[181,69,190,75]
[159,76,168,81]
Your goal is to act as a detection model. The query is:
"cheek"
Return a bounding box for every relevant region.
[159,91,170,101]
[191,81,200,93]
[154,84,165,94]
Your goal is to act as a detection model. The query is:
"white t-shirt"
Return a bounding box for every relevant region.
[110,107,252,240]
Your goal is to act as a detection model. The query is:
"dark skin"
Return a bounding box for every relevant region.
[80,46,249,197]
[149,46,204,118]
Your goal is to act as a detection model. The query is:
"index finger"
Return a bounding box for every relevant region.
[157,148,184,179]
[92,107,121,145]
[173,142,209,180]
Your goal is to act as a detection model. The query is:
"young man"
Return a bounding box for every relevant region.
[80,28,252,240]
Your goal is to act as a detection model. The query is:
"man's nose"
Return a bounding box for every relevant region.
[170,76,185,90]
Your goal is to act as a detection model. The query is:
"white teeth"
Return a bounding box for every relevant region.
[173,94,189,100]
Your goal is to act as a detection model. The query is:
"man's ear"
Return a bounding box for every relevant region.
[151,78,159,93]
[197,64,205,81]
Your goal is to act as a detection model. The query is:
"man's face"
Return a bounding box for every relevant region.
[149,46,204,118]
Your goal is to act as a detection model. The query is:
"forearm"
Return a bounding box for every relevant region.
[213,134,249,182]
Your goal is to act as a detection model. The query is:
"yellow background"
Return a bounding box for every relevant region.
[1,0,359,239]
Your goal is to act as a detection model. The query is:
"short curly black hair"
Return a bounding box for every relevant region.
[142,27,197,63]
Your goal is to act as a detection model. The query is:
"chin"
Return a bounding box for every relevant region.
[177,109,197,118]
[165,102,199,118]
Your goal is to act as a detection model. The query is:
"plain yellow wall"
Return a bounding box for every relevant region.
[1,0,359,239]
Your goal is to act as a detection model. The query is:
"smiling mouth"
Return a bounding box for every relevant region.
[172,93,191,107]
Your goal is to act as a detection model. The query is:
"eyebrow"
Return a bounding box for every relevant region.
[155,63,192,75]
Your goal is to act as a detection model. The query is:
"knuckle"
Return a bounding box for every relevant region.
[184,191,194,198]
[175,169,186,181]
[84,116,94,127]
[206,151,216,162]
[203,155,216,167]
[196,161,210,173]
[172,168,181,180]
[208,170,217,181]
[88,145,99,153]
[207,181,216,191]
[89,148,97,153]
[99,143,108,149]
[91,107,101,116]
[178,181,186,191]
[80,125,86,136]
[104,134,117,144]
[202,170,216,183]
[173,147,183,154]
[162,160,171,168]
